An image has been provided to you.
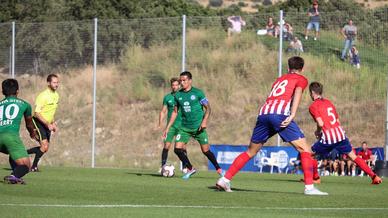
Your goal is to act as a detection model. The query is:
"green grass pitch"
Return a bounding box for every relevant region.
[0,166,387,218]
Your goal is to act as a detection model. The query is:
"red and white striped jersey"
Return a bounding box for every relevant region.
[259,73,308,116]
[309,98,346,144]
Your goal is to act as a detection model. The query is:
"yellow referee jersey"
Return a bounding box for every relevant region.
[34,88,59,123]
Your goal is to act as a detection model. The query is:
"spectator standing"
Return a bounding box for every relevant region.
[304,1,320,41]
[227,16,246,37]
[341,19,357,61]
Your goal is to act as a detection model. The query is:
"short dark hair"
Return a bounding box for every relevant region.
[2,79,19,96]
[362,141,367,145]
[288,56,304,71]
[180,71,192,79]
[309,81,323,95]
[170,77,179,85]
[47,74,58,82]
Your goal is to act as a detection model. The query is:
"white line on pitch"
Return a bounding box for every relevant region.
[0,204,388,210]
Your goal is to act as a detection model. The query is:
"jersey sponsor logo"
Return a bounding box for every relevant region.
[190,95,196,100]
[183,101,191,112]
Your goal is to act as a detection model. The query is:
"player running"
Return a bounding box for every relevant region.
[163,71,223,180]
[308,81,382,184]
[0,79,36,184]
[216,56,328,195]
[27,74,59,172]
[158,77,187,172]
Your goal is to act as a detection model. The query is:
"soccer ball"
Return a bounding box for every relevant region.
[161,164,175,177]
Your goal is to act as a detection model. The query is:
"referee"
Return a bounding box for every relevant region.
[27,74,59,172]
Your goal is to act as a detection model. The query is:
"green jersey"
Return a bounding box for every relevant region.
[163,92,181,128]
[0,96,32,134]
[174,87,207,130]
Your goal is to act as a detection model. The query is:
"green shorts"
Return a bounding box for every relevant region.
[175,127,209,145]
[0,133,28,160]
[164,125,180,143]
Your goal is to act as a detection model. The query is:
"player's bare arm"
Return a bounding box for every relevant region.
[199,102,211,131]
[314,117,324,139]
[163,105,178,138]
[158,105,167,129]
[24,115,36,139]
[281,87,303,127]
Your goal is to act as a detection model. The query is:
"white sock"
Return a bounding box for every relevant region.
[305,184,314,190]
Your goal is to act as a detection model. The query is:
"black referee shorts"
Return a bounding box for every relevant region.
[32,117,51,142]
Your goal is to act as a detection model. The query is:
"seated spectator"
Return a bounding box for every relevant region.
[357,141,375,176]
[328,149,340,176]
[287,37,303,54]
[266,17,279,37]
[349,45,360,69]
[283,21,294,41]
[227,16,246,37]
[342,147,357,176]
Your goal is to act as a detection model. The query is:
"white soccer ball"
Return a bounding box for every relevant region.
[161,164,175,178]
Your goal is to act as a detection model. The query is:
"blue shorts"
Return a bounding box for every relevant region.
[250,114,305,144]
[312,138,352,157]
[307,22,320,31]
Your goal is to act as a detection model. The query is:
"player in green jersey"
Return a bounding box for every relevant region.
[158,78,188,171]
[0,79,36,184]
[163,71,223,180]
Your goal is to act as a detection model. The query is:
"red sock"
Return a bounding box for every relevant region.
[300,152,313,185]
[354,157,375,177]
[312,158,319,179]
[225,152,251,180]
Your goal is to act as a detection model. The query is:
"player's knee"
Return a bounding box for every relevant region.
[15,158,31,169]
[164,143,172,150]
[202,149,210,155]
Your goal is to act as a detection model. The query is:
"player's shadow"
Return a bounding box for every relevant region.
[2,167,12,171]
[126,172,209,179]
[261,178,302,183]
[127,172,161,177]
[208,186,301,195]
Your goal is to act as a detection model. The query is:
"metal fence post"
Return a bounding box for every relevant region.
[386,71,388,160]
[11,21,15,78]
[277,10,284,147]
[92,18,98,168]
[182,15,186,72]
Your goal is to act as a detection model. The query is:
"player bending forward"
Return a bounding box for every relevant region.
[0,79,36,184]
[308,81,382,184]
[163,71,223,180]
[216,56,328,195]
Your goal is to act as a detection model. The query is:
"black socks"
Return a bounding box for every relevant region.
[203,150,221,170]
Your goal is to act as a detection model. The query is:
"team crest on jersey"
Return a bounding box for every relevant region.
[190,95,196,100]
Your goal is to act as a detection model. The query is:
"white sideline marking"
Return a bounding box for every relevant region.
[0,203,388,210]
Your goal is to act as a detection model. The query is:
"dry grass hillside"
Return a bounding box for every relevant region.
[0,28,385,169]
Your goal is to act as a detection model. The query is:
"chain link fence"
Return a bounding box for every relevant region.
[0,10,387,169]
